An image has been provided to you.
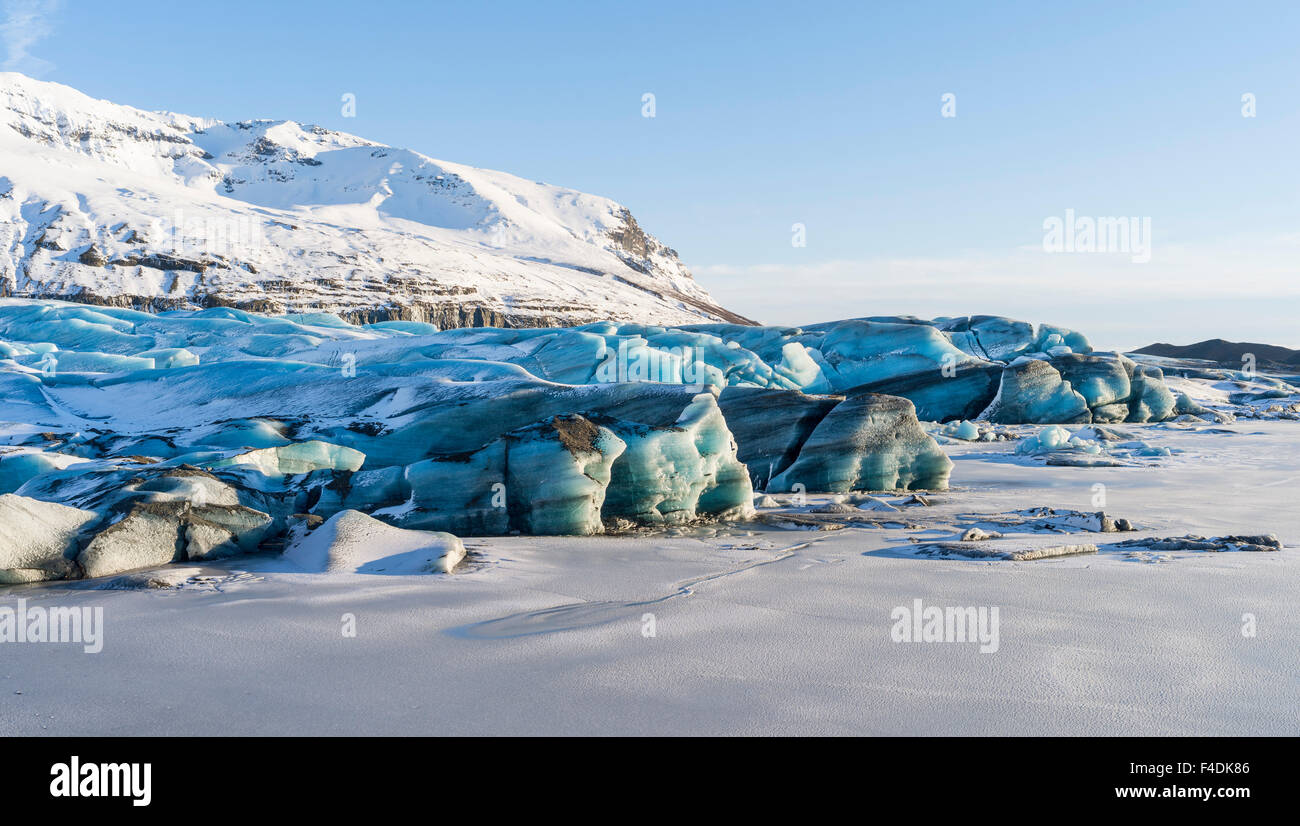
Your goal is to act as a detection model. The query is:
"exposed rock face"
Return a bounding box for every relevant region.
[77,244,108,267]
[0,72,751,329]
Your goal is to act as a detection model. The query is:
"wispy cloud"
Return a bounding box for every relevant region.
[1,0,60,76]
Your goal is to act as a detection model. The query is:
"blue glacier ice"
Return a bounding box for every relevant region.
[980,357,1091,424]
[0,298,1188,580]
[767,394,953,493]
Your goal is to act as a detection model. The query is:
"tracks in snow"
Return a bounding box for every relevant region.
[449,536,828,640]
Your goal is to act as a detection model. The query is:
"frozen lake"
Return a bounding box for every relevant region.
[2,422,1296,736]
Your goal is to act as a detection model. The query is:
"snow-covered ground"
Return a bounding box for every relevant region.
[3,421,1294,736]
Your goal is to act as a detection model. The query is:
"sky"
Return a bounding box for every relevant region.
[4,0,1298,349]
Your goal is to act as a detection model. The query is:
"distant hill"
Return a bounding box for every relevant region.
[1133,339,1300,366]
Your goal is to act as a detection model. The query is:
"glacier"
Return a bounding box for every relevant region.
[0,297,1233,581]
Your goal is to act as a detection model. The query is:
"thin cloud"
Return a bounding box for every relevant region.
[693,233,1300,349]
[1,0,60,76]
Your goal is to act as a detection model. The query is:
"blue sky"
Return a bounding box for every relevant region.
[5,0,1298,348]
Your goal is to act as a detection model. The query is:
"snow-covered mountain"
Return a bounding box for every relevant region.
[0,73,751,327]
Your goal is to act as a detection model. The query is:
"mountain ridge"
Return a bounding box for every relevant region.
[1132,339,1300,366]
[0,73,754,328]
